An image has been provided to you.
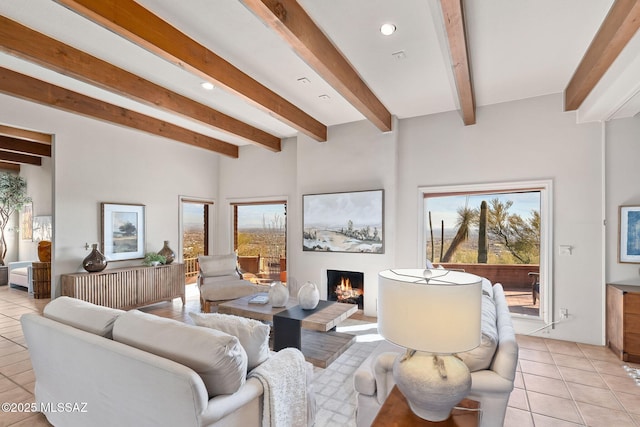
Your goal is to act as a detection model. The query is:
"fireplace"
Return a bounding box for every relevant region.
[327,269,364,309]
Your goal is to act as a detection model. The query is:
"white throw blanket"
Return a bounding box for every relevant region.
[249,347,308,427]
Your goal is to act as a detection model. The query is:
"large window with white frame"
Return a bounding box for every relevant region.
[419,180,552,323]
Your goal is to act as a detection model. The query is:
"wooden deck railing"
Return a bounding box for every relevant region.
[184,257,199,280]
[238,254,286,281]
[436,263,539,289]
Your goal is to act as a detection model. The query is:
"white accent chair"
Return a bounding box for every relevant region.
[353,282,519,427]
[8,261,33,293]
[198,254,270,312]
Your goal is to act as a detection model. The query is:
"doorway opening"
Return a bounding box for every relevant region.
[181,199,213,284]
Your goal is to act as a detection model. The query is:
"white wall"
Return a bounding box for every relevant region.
[396,94,605,344]
[1,90,622,345]
[605,116,640,283]
[294,121,397,316]
[0,94,222,296]
[217,137,297,256]
[217,95,608,338]
[218,120,397,316]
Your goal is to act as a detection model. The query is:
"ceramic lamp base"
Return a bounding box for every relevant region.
[393,351,471,422]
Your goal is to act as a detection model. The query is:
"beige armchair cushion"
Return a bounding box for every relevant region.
[199,277,268,301]
[198,254,239,278]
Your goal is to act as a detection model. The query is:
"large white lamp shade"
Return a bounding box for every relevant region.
[377,269,482,421]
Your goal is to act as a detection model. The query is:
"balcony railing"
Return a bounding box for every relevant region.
[184,257,199,284]
[436,263,540,317]
[436,263,539,289]
[238,255,286,282]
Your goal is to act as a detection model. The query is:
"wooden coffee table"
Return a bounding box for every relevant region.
[218,293,357,367]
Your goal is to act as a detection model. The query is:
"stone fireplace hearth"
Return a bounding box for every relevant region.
[327,269,364,309]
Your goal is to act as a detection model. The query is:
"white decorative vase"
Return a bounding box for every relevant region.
[298,281,320,310]
[269,281,289,307]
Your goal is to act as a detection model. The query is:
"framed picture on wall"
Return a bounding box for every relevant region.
[32,215,52,242]
[303,189,384,253]
[101,202,145,261]
[619,205,640,263]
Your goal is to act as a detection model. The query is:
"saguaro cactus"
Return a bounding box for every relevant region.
[478,200,488,263]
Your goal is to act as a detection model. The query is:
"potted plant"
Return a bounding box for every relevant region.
[0,173,32,266]
[143,252,166,267]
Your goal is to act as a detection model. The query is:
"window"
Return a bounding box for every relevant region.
[419,180,552,322]
[232,202,287,282]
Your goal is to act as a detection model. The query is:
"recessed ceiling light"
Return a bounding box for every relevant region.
[380,23,396,36]
[319,94,331,101]
[297,77,311,84]
[200,82,214,90]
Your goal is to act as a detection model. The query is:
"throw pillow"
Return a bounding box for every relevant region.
[113,310,247,398]
[43,296,125,338]
[457,293,498,372]
[198,254,238,277]
[481,277,494,298]
[190,312,270,370]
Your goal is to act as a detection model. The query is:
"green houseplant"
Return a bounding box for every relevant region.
[143,252,166,266]
[0,173,31,266]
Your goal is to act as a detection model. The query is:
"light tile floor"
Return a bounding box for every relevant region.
[1,283,640,426]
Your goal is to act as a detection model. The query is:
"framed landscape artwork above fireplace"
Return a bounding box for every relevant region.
[303,189,384,253]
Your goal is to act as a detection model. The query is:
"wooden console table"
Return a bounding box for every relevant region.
[61,263,185,310]
[372,386,480,426]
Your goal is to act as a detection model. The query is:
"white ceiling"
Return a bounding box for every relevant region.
[2,0,638,150]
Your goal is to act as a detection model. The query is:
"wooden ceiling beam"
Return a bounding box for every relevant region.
[0,16,279,152]
[440,0,476,125]
[564,0,640,111]
[240,0,392,132]
[0,67,239,158]
[0,135,52,157]
[0,161,20,172]
[53,0,327,142]
[0,150,41,166]
[0,124,51,144]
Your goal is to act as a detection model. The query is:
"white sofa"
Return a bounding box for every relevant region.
[21,297,315,427]
[8,261,33,293]
[353,281,518,427]
[198,254,270,312]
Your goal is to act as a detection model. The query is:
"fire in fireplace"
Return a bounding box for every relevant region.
[327,269,364,309]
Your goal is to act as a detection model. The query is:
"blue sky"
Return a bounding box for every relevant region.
[425,192,540,230]
[183,203,286,229]
[236,204,286,229]
[182,203,203,228]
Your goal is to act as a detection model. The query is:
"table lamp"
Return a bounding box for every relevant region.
[378,268,482,421]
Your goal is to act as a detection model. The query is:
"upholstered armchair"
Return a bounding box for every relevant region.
[8,261,34,293]
[197,253,270,312]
